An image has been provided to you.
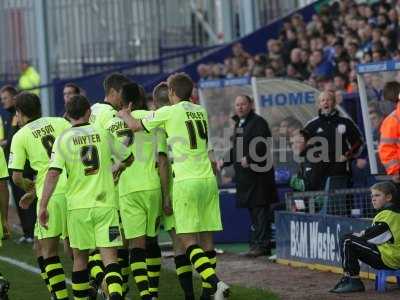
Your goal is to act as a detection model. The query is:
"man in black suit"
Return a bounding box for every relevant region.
[220,95,278,257]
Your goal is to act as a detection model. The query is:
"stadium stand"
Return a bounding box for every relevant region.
[197,0,400,94]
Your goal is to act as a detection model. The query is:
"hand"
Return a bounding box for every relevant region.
[216,159,224,171]
[356,158,368,169]
[117,103,132,122]
[163,195,173,216]
[241,156,249,168]
[112,162,126,184]
[19,191,36,209]
[38,206,49,229]
[25,180,35,192]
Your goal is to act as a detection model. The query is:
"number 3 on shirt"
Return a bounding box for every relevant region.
[80,145,100,175]
[185,120,208,149]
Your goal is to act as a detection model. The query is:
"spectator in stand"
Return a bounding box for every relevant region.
[334,74,349,93]
[232,42,251,66]
[310,49,334,78]
[196,0,400,93]
[290,48,309,79]
[197,64,210,80]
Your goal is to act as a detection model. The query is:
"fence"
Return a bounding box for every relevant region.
[285,187,374,218]
[0,0,221,81]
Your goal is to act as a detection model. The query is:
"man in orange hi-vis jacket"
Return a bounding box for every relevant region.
[378,82,400,181]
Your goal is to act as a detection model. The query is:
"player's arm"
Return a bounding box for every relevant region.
[38,169,61,229]
[9,133,35,192]
[208,149,218,175]
[117,104,144,132]
[11,171,35,192]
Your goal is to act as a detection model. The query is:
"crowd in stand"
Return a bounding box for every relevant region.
[197,0,400,93]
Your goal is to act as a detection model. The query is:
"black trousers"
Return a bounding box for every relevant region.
[10,180,36,238]
[248,207,272,249]
[340,233,392,276]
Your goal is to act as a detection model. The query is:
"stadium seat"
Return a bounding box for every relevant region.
[375,269,400,292]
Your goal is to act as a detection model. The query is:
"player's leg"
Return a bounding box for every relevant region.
[120,191,152,300]
[40,238,68,300]
[88,249,105,290]
[99,247,124,300]
[117,247,130,297]
[145,236,161,299]
[35,239,52,295]
[94,207,124,300]
[144,189,162,299]
[72,249,91,300]
[174,179,229,299]
[117,221,130,297]
[68,208,96,300]
[38,195,69,300]
[169,228,194,300]
[198,232,217,300]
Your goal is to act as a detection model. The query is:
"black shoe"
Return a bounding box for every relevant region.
[0,278,9,299]
[330,276,365,293]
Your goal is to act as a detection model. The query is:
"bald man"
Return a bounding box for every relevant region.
[303,91,364,192]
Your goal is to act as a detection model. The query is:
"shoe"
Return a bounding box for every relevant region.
[214,281,230,300]
[25,237,34,243]
[0,278,10,299]
[245,247,266,258]
[16,236,26,244]
[329,276,365,293]
[268,254,277,261]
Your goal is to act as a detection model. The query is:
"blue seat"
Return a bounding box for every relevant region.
[375,269,400,292]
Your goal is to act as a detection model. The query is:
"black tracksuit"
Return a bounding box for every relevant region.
[303,109,364,190]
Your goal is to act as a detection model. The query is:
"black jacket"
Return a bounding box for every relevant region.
[224,111,278,208]
[3,107,35,178]
[303,109,364,162]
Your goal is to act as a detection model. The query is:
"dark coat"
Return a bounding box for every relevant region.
[224,111,278,208]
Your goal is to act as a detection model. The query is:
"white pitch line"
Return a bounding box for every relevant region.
[0,255,72,285]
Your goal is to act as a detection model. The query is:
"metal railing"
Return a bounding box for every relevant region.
[0,0,219,80]
[285,188,375,218]
[1,0,314,81]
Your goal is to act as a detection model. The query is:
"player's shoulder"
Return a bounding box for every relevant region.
[105,116,125,132]
[92,102,115,111]
[132,109,150,119]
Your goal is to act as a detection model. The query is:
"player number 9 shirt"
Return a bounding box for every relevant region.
[49,123,132,210]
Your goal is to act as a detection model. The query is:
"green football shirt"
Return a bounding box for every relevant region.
[141,101,213,182]
[8,117,70,199]
[0,147,8,179]
[89,102,117,129]
[106,110,167,196]
[49,123,132,210]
